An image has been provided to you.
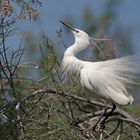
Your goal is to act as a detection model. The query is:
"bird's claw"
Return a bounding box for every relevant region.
[83,123,105,134]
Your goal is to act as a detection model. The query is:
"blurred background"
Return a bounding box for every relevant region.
[16,0,140,51]
[10,0,140,53]
[0,0,140,139]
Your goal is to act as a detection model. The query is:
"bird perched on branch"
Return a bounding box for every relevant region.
[60,20,139,128]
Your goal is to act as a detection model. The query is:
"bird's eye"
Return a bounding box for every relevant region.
[76,30,79,33]
[74,29,79,33]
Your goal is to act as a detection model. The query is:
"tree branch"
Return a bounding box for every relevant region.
[22,88,140,136]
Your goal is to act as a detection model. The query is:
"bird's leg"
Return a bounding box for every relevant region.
[83,105,108,134]
[91,100,109,130]
[101,103,116,125]
[83,104,116,134]
[86,103,116,134]
[93,106,108,129]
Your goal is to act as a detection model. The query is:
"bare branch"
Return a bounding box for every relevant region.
[21,88,140,137]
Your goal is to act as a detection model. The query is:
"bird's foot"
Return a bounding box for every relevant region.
[83,123,105,134]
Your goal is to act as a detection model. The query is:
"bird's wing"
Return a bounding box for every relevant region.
[80,56,139,105]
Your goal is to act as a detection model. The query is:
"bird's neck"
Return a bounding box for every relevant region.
[64,41,88,56]
[62,43,85,76]
[61,40,89,76]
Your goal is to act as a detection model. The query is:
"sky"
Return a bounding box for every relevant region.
[14,0,140,54]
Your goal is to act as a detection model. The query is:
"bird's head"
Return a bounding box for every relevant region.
[71,29,89,41]
[60,20,109,57]
[60,20,90,45]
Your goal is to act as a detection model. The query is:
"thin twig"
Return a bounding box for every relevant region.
[21,88,140,131]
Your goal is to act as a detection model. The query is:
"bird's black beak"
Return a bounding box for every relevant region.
[59,20,79,33]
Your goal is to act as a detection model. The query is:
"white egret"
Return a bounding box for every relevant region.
[60,21,139,127]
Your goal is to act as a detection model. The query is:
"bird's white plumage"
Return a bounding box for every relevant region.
[80,58,135,105]
[61,28,139,105]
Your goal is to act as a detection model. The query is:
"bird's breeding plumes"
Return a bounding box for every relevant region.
[61,55,83,77]
[62,52,139,105]
[80,55,139,105]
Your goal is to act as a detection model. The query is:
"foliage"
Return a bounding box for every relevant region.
[0,1,140,140]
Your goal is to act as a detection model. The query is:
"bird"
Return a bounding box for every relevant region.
[60,20,139,127]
